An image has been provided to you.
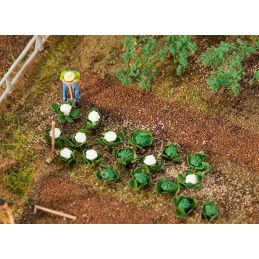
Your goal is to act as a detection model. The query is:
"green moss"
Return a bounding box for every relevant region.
[3,167,33,196]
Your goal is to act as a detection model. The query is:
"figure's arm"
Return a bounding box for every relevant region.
[6,207,15,224]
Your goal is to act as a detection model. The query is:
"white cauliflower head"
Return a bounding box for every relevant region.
[60,103,72,116]
[88,110,101,124]
[49,128,61,139]
[85,149,98,160]
[60,147,72,159]
[185,174,198,185]
[144,155,157,166]
[104,131,117,142]
[74,132,87,143]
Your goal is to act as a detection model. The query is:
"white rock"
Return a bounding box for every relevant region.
[88,110,101,124]
[75,132,87,143]
[104,131,117,142]
[144,155,157,166]
[60,147,72,159]
[49,128,61,139]
[185,174,198,185]
[85,149,98,160]
[60,103,72,116]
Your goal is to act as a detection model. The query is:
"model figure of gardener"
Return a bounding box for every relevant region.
[60,70,81,106]
[0,198,15,224]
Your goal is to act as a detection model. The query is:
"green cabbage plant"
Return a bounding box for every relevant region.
[202,201,218,220]
[156,177,180,195]
[85,107,102,130]
[177,169,203,190]
[45,128,65,148]
[83,149,103,167]
[128,130,153,149]
[114,147,137,167]
[129,168,151,190]
[187,151,211,173]
[161,144,181,162]
[59,147,77,166]
[51,101,80,123]
[66,129,89,150]
[173,196,198,219]
[96,167,120,184]
[140,155,165,173]
[96,129,125,148]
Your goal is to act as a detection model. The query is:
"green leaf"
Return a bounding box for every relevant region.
[50,103,60,113]
[57,114,66,123]
[65,116,74,123]
[70,109,80,119]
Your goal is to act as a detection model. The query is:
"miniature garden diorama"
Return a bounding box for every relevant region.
[44,69,219,221]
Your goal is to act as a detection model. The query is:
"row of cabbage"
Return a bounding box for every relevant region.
[47,101,218,220]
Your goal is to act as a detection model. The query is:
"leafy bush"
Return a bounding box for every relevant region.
[3,168,33,196]
[85,107,102,130]
[156,177,180,195]
[140,154,165,173]
[114,147,137,167]
[202,201,218,220]
[255,70,259,81]
[45,127,65,148]
[51,101,80,123]
[96,129,124,148]
[177,169,203,190]
[200,38,259,96]
[128,129,153,149]
[173,196,198,219]
[66,129,89,150]
[116,36,158,89]
[187,151,211,173]
[83,149,102,167]
[159,35,198,75]
[129,168,151,190]
[96,167,120,184]
[161,143,181,162]
[59,147,77,166]
[116,36,197,90]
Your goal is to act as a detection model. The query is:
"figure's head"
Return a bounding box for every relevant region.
[64,71,75,82]
[0,198,7,210]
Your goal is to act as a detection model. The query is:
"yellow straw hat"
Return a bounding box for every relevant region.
[64,71,75,82]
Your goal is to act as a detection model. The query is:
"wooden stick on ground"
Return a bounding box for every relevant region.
[33,205,76,220]
[46,120,59,164]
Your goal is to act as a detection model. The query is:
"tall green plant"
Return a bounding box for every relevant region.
[200,38,259,96]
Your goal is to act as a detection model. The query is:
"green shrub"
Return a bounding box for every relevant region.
[200,38,259,96]
[159,35,198,75]
[115,36,197,90]
[116,36,158,89]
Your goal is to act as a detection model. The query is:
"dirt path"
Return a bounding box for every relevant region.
[80,74,259,173]
[22,175,178,224]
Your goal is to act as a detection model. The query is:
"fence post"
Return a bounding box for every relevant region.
[6,78,12,92]
[36,36,44,51]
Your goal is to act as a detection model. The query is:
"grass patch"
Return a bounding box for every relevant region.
[3,167,33,196]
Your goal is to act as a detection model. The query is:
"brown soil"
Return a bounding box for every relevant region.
[80,74,259,173]
[0,36,31,77]
[22,175,178,224]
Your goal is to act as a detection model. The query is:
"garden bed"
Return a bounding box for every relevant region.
[0,36,258,224]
